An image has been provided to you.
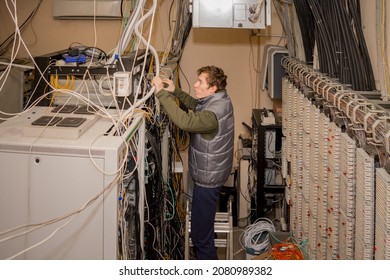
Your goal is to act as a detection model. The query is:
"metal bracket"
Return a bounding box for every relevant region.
[385,129,390,154]
[371,117,386,144]
[363,110,384,134]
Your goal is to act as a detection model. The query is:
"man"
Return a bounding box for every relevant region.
[152,66,234,260]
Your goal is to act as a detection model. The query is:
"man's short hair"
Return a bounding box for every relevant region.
[197,66,227,92]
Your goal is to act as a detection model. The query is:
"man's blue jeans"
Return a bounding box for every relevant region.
[190,184,222,260]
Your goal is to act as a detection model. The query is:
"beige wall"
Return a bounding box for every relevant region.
[360,0,390,92]
[0,0,121,56]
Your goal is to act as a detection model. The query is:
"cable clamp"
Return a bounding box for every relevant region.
[305,72,314,87]
[311,75,321,93]
[323,81,341,102]
[337,91,347,111]
[298,67,306,82]
[285,58,293,73]
[363,109,384,133]
[290,61,297,76]
[336,91,354,112]
[349,98,361,120]
[346,99,356,119]
[293,62,301,77]
[322,82,332,101]
[372,116,390,144]
[350,99,365,123]
[316,78,323,97]
[290,59,298,75]
[332,89,343,109]
[385,129,390,154]
[372,119,383,144]
[281,56,289,69]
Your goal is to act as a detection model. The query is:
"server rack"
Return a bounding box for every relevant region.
[0,106,143,259]
[251,109,285,219]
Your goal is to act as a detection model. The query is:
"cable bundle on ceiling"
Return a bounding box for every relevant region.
[292,0,315,64]
[293,0,376,91]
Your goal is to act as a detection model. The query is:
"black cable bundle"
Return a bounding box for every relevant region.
[305,0,338,78]
[117,154,141,260]
[0,0,43,56]
[144,129,165,259]
[143,125,185,260]
[164,131,187,260]
[293,0,315,64]
[168,0,192,64]
[294,0,376,91]
[346,0,376,90]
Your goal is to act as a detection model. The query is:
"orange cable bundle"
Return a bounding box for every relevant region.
[271,243,304,260]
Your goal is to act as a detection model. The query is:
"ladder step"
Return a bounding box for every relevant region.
[189,239,228,248]
[188,212,229,221]
[187,222,231,233]
[185,198,233,260]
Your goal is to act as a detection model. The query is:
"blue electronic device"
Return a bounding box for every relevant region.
[62,54,87,63]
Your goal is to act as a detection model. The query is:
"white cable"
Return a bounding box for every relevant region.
[0,0,22,93]
[248,0,265,23]
[5,215,76,260]
[106,0,145,66]
[242,218,276,254]
[87,113,143,176]
[1,172,121,257]
[0,61,34,69]
[118,0,160,124]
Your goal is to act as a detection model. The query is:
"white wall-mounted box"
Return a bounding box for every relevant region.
[53,0,122,20]
[192,0,271,29]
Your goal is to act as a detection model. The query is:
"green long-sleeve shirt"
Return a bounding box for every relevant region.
[156,88,218,136]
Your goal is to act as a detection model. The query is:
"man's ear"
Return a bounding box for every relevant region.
[210,85,217,93]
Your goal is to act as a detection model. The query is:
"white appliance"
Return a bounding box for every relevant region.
[0,106,131,259]
[192,0,271,29]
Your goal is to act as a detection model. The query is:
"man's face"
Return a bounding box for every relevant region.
[194,72,216,99]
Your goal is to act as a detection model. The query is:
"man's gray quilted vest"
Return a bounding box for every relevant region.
[188,91,234,188]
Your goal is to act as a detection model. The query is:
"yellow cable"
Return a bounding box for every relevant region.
[49,74,75,106]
